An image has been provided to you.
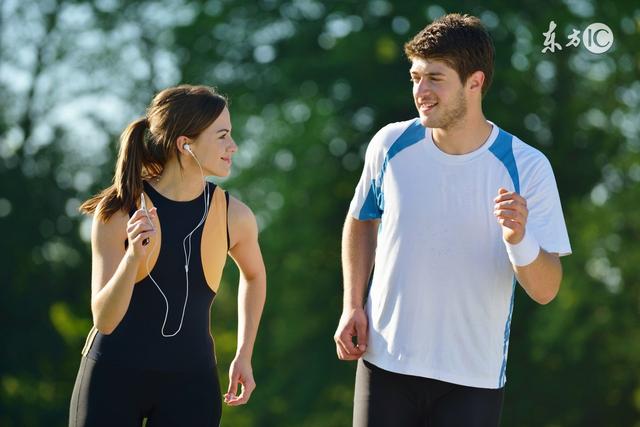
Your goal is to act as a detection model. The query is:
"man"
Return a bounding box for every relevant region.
[334,13,571,427]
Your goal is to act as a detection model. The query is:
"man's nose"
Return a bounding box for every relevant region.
[415,78,432,96]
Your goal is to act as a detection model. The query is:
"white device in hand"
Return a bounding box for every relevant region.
[140,193,152,246]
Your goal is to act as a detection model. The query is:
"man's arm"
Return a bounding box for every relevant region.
[494,187,563,305]
[513,249,562,305]
[334,215,379,360]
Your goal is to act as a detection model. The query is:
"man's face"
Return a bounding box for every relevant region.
[410,57,467,129]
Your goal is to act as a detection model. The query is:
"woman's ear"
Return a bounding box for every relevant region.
[176,136,191,155]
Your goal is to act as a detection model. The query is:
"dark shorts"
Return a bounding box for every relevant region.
[353,359,504,427]
[69,356,222,427]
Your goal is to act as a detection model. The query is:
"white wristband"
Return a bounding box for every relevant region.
[505,230,540,267]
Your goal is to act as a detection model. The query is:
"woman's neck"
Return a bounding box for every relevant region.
[151,160,206,201]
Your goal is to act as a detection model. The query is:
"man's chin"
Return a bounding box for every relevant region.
[419,114,440,128]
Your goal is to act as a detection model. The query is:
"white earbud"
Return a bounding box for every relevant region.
[184,144,199,161]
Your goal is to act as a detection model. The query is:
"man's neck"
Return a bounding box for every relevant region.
[431,113,493,155]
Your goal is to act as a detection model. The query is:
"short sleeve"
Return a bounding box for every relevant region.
[348,128,387,220]
[521,156,572,256]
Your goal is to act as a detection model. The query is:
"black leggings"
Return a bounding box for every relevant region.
[69,356,222,427]
[353,359,504,427]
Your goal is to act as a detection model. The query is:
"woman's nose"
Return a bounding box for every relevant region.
[229,138,238,152]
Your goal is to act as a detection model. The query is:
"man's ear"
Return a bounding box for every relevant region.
[466,70,485,93]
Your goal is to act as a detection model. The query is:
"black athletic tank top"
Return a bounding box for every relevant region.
[82,180,229,372]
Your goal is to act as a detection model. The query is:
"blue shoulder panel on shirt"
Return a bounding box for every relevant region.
[488,129,520,193]
[386,119,426,162]
[358,120,425,220]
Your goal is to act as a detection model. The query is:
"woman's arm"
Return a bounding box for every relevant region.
[90,204,157,334]
[224,196,267,406]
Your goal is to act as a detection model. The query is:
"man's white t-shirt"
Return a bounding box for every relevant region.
[348,118,572,389]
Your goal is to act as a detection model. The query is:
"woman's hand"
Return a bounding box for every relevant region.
[125,207,157,260]
[224,355,256,406]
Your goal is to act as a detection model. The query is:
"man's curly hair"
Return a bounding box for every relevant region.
[404,13,495,96]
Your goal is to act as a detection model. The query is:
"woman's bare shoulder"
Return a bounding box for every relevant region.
[92,199,130,244]
[227,195,258,248]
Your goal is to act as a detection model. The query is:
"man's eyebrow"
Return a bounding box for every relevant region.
[410,70,445,76]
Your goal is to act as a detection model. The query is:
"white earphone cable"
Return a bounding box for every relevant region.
[144,147,210,337]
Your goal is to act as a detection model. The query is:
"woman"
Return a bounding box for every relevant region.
[69,85,266,426]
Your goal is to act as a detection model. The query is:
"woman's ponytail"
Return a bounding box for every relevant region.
[79,117,149,221]
[114,117,148,208]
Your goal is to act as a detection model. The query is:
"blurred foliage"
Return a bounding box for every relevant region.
[1,0,639,426]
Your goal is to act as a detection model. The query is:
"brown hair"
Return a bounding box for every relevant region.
[404,13,495,95]
[79,85,227,222]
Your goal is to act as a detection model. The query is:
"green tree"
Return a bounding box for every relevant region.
[1,0,639,426]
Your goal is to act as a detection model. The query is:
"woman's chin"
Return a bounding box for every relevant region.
[208,168,231,178]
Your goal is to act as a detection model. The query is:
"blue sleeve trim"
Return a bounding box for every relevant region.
[358,180,383,220]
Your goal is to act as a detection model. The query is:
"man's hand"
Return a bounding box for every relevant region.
[334,307,368,360]
[494,187,529,244]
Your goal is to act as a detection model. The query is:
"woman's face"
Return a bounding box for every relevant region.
[188,107,237,177]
